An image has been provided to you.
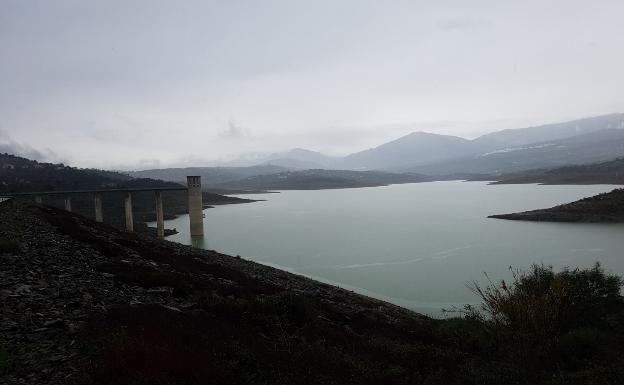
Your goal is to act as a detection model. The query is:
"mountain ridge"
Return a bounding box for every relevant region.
[219,113,624,172]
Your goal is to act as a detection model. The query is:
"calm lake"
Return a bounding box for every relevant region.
[157,181,624,316]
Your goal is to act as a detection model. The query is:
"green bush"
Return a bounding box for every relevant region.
[468,263,622,336]
[465,263,624,374]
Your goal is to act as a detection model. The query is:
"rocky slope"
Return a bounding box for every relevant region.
[0,202,456,385]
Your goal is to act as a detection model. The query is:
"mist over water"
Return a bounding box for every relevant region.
[160,181,624,316]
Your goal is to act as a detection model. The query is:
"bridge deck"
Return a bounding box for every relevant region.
[5,186,188,197]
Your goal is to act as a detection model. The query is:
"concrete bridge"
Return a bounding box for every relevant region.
[3,176,205,238]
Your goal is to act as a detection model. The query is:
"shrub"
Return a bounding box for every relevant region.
[467,263,622,336]
[465,263,624,373]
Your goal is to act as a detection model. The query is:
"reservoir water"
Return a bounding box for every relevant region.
[157,181,624,316]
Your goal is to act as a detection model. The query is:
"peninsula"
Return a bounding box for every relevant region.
[489,189,624,222]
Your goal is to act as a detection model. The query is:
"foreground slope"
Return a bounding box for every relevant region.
[0,203,452,385]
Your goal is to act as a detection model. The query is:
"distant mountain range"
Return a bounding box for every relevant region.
[337,113,624,172]
[132,113,624,186]
[4,113,624,197]
[409,127,624,176]
[211,113,624,172]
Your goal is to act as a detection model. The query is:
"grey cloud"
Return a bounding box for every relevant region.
[219,121,249,140]
[0,1,623,168]
[0,130,63,163]
[437,18,492,31]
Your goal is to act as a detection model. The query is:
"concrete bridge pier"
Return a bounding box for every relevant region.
[94,194,103,223]
[154,191,164,238]
[64,197,72,212]
[124,192,134,232]
[187,176,204,236]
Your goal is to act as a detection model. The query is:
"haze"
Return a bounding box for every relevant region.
[1,0,623,169]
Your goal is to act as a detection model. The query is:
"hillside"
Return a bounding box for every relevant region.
[475,113,624,147]
[0,153,255,234]
[336,132,490,171]
[489,189,624,222]
[487,158,624,185]
[0,153,134,193]
[409,128,624,176]
[213,169,433,190]
[129,165,289,186]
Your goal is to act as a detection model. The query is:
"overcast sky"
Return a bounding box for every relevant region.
[1,0,623,169]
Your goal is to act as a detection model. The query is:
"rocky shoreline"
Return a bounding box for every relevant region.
[489,188,624,222]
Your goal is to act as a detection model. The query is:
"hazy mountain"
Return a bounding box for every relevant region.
[333,114,624,171]
[219,148,336,169]
[409,128,624,176]
[475,113,624,147]
[130,113,624,183]
[335,132,493,171]
[213,169,433,190]
[129,165,290,186]
[267,148,335,165]
[260,158,327,169]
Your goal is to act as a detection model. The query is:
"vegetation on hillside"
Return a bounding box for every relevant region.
[0,153,256,234]
[0,153,135,192]
[488,157,624,185]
